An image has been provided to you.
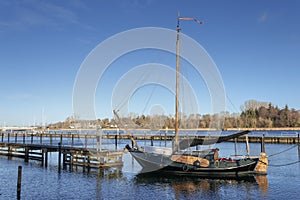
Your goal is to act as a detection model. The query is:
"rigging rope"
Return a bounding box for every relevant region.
[268,160,300,167]
[268,144,298,157]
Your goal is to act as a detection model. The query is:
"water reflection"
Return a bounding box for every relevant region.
[134,173,269,199]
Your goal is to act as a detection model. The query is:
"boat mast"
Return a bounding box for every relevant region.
[174,14,181,152]
[173,13,203,153]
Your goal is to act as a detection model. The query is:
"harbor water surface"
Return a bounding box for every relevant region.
[0,131,299,199]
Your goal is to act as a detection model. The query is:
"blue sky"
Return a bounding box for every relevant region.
[0,0,300,126]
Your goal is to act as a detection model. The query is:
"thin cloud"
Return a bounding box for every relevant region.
[258,11,269,23]
[6,93,37,101]
[0,0,83,31]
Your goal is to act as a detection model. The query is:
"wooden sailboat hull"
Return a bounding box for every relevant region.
[130,150,259,178]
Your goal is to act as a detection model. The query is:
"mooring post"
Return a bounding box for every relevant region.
[234,138,237,156]
[1,132,4,142]
[62,152,66,170]
[15,132,17,143]
[8,132,10,143]
[58,142,62,172]
[72,134,74,146]
[297,133,300,158]
[17,166,22,200]
[45,149,48,168]
[24,147,29,162]
[41,149,45,167]
[165,129,167,147]
[50,134,53,146]
[261,134,265,152]
[85,135,87,148]
[23,133,25,144]
[60,134,63,145]
[8,146,12,160]
[31,133,33,144]
[151,136,154,146]
[40,134,43,144]
[115,135,118,150]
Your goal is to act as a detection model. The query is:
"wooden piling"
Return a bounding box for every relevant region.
[60,134,63,145]
[72,134,74,146]
[45,149,48,168]
[15,132,17,143]
[8,133,10,143]
[62,152,67,170]
[40,134,43,144]
[298,133,300,160]
[85,135,87,148]
[41,149,45,167]
[23,134,25,144]
[17,166,22,200]
[58,142,62,172]
[261,134,265,152]
[31,133,33,144]
[151,136,154,146]
[1,132,4,142]
[24,147,29,162]
[234,138,237,156]
[115,135,118,150]
[50,134,53,145]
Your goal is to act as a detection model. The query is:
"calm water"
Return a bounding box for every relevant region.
[0,132,299,199]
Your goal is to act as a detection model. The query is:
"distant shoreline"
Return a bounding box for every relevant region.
[35,127,300,132]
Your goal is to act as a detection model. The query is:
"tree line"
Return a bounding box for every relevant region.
[48,100,300,129]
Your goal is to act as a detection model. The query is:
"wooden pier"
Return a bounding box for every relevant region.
[1,131,300,145]
[0,141,124,172]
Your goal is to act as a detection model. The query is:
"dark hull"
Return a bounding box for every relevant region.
[130,150,259,178]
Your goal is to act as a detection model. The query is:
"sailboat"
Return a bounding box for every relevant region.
[117,14,268,177]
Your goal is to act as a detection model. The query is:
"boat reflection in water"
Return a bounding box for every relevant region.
[135,173,268,199]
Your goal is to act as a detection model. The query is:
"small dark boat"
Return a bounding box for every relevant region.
[125,132,260,178]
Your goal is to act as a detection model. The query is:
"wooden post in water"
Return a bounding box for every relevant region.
[62,152,66,170]
[85,135,88,148]
[234,138,237,156]
[8,133,10,143]
[50,134,53,145]
[15,132,17,143]
[115,135,118,150]
[72,134,74,146]
[298,133,300,160]
[24,147,29,162]
[41,149,45,167]
[8,146,12,160]
[23,133,25,144]
[43,148,48,168]
[261,134,265,152]
[31,133,33,144]
[1,132,4,142]
[58,142,62,172]
[151,136,154,146]
[60,134,63,145]
[40,134,43,144]
[17,166,22,200]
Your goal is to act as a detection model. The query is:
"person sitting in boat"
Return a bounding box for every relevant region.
[214,148,219,167]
